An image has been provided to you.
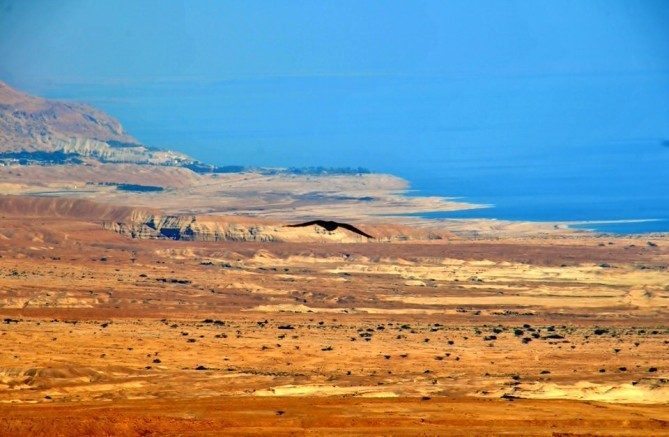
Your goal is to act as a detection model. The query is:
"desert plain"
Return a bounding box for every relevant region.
[0,172,667,435]
[0,81,668,435]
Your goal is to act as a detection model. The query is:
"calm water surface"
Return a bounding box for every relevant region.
[40,79,669,234]
[391,141,669,234]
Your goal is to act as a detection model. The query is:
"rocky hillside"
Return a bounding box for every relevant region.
[0,81,191,165]
[104,213,450,243]
[0,193,452,243]
[104,215,279,242]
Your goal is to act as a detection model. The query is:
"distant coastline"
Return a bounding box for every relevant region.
[396,168,669,235]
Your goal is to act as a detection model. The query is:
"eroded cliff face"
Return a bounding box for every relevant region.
[103,213,454,243]
[54,137,191,165]
[0,81,137,152]
[0,195,437,243]
[0,81,192,165]
[104,215,278,242]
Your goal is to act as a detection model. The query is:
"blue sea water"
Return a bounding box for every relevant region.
[37,77,669,234]
[391,140,669,234]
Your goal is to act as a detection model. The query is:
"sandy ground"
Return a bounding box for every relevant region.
[0,198,667,435]
[1,397,668,436]
[0,164,482,221]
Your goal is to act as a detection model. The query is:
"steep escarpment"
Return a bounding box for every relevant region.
[104,213,453,243]
[0,195,438,243]
[104,215,278,242]
[0,80,135,149]
[0,81,191,165]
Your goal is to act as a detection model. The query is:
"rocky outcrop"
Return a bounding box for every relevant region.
[0,80,192,165]
[103,215,278,242]
[1,81,135,151]
[103,213,454,243]
[52,137,189,165]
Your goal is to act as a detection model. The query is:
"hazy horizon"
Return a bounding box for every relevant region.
[2,0,668,231]
[2,1,668,167]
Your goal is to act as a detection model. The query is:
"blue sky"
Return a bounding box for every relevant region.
[2,1,668,84]
[1,0,668,172]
